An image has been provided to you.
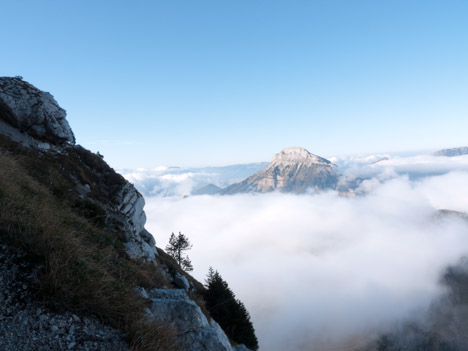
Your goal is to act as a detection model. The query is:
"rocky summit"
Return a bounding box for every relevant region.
[220,147,339,194]
[0,77,75,147]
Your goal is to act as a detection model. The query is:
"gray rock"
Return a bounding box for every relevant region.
[124,239,157,263]
[116,183,158,263]
[139,228,156,247]
[117,182,147,236]
[147,289,243,351]
[134,287,149,299]
[173,272,190,292]
[0,77,75,145]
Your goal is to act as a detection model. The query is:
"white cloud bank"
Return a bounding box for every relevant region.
[121,163,267,197]
[333,153,468,181]
[145,171,468,351]
[123,152,468,199]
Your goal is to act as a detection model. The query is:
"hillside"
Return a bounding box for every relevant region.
[0,77,256,351]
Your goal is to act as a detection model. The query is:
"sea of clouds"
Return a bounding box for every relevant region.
[134,152,468,351]
[120,163,268,197]
[122,152,468,198]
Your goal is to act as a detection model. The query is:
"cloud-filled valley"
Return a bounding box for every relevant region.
[144,169,468,351]
[121,163,268,197]
[122,152,468,198]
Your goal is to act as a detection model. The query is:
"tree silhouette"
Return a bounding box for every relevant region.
[165,232,193,272]
[204,267,258,350]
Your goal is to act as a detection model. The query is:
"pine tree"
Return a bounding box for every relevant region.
[165,232,193,272]
[205,266,215,285]
[204,268,259,350]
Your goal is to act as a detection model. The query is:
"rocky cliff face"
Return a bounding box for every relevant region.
[0,77,156,264]
[0,77,75,147]
[220,147,339,194]
[141,289,249,351]
[0,77,253,351]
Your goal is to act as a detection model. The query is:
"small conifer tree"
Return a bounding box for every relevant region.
[204,267,259,350]
[165,231,193,272]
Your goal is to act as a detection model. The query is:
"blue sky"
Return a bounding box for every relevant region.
[1,1,467,168]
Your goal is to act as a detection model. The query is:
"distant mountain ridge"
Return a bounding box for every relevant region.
[219,147,339,194]
[193,183,222,195]
[121,162,269,197]
[433,146,468,157]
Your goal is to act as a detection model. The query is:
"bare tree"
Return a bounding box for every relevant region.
[166,232,193,272]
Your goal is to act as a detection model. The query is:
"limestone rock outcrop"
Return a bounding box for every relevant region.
[116,183,158,262]
[220,147,339,194]
[0,77,75,146]
[0,77,157,263]
[145,289,251,351]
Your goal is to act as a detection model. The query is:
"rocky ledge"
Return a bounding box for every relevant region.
[140,288,251,351]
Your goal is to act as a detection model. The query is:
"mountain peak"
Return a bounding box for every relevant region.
[273,146,331,165]
[220,147,338,194]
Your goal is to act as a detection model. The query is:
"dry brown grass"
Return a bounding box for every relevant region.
[128,319,180,351]
[0,144,179,351]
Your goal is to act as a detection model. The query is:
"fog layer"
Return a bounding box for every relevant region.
[145,172,468,351]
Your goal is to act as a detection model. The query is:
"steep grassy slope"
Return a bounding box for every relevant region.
[0,135,179,350]
[0,74,259,351]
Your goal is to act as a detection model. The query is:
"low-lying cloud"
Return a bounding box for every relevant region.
[333,153,468,181]
[145,171,468,351]
[121,163,267,197]
[123,152,468,200]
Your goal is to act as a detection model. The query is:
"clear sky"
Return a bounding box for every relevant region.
[1,1,467,168]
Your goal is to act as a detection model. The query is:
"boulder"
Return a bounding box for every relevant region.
[147,289,240,351]
[0,77,75,145]
[173,272,190,292]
